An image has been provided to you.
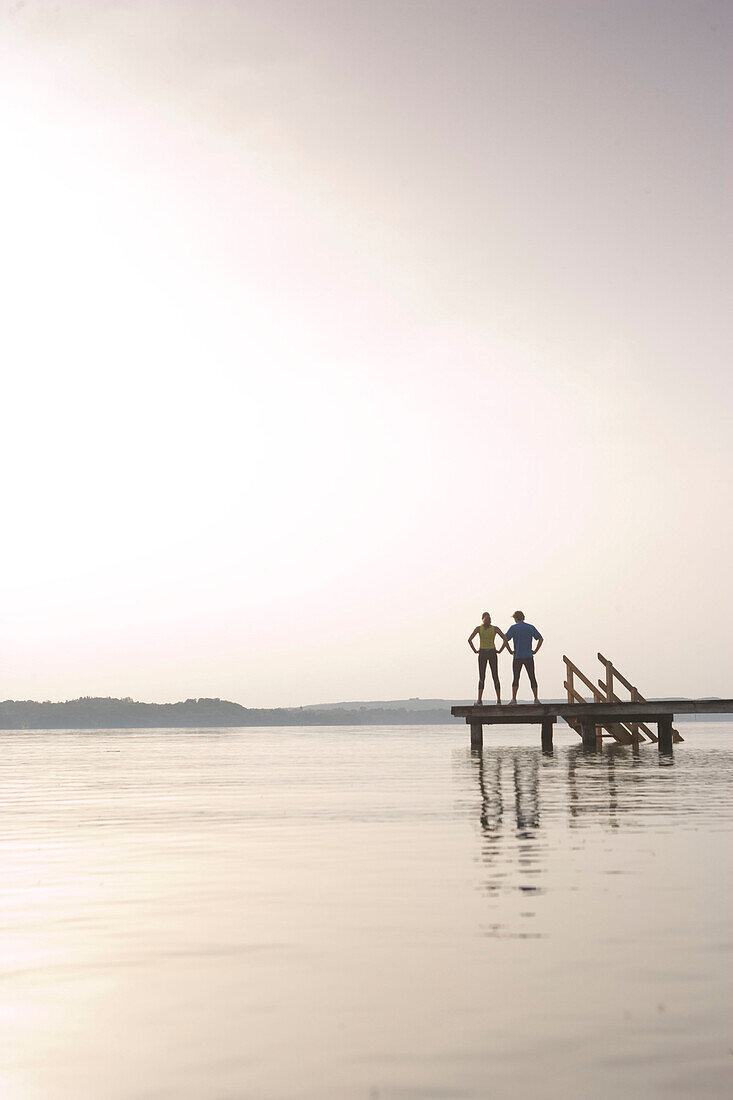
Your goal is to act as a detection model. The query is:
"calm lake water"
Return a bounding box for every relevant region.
[1,723,731,1099]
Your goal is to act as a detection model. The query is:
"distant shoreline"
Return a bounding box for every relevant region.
[0,697,727,730]
[0,697,461,730]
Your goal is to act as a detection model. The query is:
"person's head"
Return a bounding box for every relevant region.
[513,610,525,622]
[481,611,492,625]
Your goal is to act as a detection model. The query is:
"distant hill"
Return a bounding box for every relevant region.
[0,696,462,730]
[0,696,724,730]
[299,697,473,712]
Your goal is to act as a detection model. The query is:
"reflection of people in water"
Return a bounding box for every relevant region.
[473,745,662,843]
[513,754,540,832]
[471,749,543,914]
[466,744,678,938]
[505,610,543,704]
[475,750,540,835]
[468,612,509,704]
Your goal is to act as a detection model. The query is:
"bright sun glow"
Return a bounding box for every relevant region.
[0,3,730,704]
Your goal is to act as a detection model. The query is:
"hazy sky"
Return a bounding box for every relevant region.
[1,0,730,705]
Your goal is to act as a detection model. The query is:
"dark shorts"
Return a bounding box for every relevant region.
[512,656,537,689]
[478,649,500,690]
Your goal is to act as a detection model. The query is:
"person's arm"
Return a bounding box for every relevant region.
[532,628,544,655]
[495,627,509,654]
[504,625,514,656]
[468,627,480,654]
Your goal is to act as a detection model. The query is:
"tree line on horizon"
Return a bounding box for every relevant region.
[0,696,457,729]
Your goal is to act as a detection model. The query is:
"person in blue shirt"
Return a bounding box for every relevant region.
[504,611,543,704]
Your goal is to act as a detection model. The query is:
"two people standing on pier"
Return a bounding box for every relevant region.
[468,611,543,705]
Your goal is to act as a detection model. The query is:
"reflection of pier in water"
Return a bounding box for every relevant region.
[468,749,544,921]
[469,742,674,835]
[461,743,678,934]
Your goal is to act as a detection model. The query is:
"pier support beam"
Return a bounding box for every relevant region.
[541,719,554,752]
[581,719,598,750]
[658,716,674,754]
[470,721,483,750]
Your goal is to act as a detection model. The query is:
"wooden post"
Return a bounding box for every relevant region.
[541,718,554,752]
[605,657,613,704]
[564,657,574,704]
[658,716,674,754]
[581,719,597,749]
[470,721,483,750]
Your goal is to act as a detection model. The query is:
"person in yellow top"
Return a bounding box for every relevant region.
[468,612,509,705]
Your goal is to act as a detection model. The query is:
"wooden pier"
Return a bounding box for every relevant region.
[451,698,733,752]
[453,653,733,752]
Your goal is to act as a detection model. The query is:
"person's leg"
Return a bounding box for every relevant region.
[488,650,501,704]
[511,658,521,702]
[526,657,539,703]
[477,650,488,704]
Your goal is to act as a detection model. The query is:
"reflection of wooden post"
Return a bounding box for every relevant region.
[541,719,553,752]
[581,719,597,749]
[470,721,483,749]
[658,716,673,754]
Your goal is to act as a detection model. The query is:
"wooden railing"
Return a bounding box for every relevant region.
[597,653,682,743]
[563,656,633,744]
[562,654,683,745]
